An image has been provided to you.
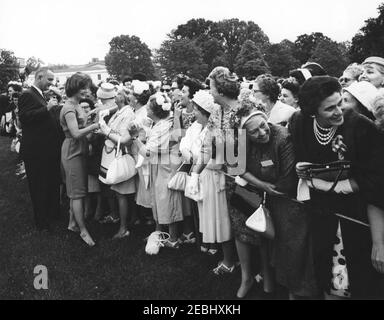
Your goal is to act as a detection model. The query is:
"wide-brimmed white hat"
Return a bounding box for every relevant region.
[192,90,217,114]
[344,81,378,112]
[97,82,117,99]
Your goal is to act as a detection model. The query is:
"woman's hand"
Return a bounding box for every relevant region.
[296,168,310,180]
[100,122,111,136]
[261,182,284,196]
[173,103,183,119]
[187,172,200,195]
[371,243,384,274]
[127,121,140,138]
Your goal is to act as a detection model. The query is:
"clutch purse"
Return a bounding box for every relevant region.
[296,160,351,192]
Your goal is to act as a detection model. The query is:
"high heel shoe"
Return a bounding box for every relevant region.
[80,232,95,247]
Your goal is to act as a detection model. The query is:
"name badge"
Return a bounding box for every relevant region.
[261,160,274,167]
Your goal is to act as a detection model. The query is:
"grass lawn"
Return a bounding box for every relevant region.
[0,135,270,300]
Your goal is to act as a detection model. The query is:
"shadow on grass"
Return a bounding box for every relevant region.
[0,136,255,300]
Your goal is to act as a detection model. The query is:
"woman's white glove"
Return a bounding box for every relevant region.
[99,109,110,120]
[188,172,200,194]
[100,122,111,136]
[180,148,192,162]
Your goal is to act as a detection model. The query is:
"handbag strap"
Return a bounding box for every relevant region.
[309,165,346,193]
[115,137,121,157]
[262,192,267,206]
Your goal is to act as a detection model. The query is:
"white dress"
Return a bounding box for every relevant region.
[145,117,183,224]
[192,127,232,243]
[133,106,153,208]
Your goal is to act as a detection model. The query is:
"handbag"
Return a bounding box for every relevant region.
[296,161,351,192]
[184,174,203,202]
[245,192,275,240]
[99,138,137,185]
[229,183,262,217]
[167,161,193,191]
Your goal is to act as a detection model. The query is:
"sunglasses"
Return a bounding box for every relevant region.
[339,77,352,83]
[161,89,171,93]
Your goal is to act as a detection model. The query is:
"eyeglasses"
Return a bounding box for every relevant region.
[339,77,352,83]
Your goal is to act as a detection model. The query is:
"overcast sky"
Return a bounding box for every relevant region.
[0,0,382,65]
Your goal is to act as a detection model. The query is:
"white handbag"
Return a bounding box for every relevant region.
[99,138,137,185]
[184,174,203,202]
[245,192,275,240]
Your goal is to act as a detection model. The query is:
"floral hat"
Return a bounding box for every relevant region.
[153,92,171,111]
[132,80,149,95]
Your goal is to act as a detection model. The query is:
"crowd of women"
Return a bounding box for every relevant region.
[2,56,384,300]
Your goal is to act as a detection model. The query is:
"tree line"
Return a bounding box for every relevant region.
[105,2,384,81]
[1,3,384,91]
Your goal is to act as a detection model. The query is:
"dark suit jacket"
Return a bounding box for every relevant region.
[18,86,61,160]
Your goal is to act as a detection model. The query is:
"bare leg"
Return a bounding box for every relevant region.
[71,198,95,246]
[222,239,236,267]
[84,195,92,220]
[94,193,103,221]
[235,238,255,298]
[68,206,78,231]
[168,222,178,242]
[113,192,129,238]
[260,239,274,293]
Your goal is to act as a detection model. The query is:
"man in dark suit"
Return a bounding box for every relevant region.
[18,68,61,231]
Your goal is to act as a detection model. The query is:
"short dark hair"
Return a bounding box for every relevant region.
[11,92,20,99]
[122,76,132,84]
[148,95,170,119]
[134,90,151,106]
[255,75,280,103]
[65,72,93,98]
[298,76,341,117]
[108,79,120,86]
[175,74,188,90]
[132,73,147,81]
[281,78,300,97]
[7,83,22,93]
[79,98,95,110]
[183,78,203,99]
[302,62,327,76]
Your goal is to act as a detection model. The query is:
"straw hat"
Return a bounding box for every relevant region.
[97,82,117,99]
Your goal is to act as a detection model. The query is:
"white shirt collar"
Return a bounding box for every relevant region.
[32,85,44,98]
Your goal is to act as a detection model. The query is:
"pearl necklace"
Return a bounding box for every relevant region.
[313,118,337,145]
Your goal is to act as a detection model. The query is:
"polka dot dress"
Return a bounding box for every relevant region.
[330,221,351,298]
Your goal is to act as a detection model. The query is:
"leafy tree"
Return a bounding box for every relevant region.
[214,19,270,70]
[265,40,300,77]
[294,32,332,65]
[105,35,155,80]
[349,3,384,62]
[173,18,214,40]
[155,39,208,80]
[0,49,19,93]
[200,37,228,70]
[310,39,350,77]
[234,40,270,79]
